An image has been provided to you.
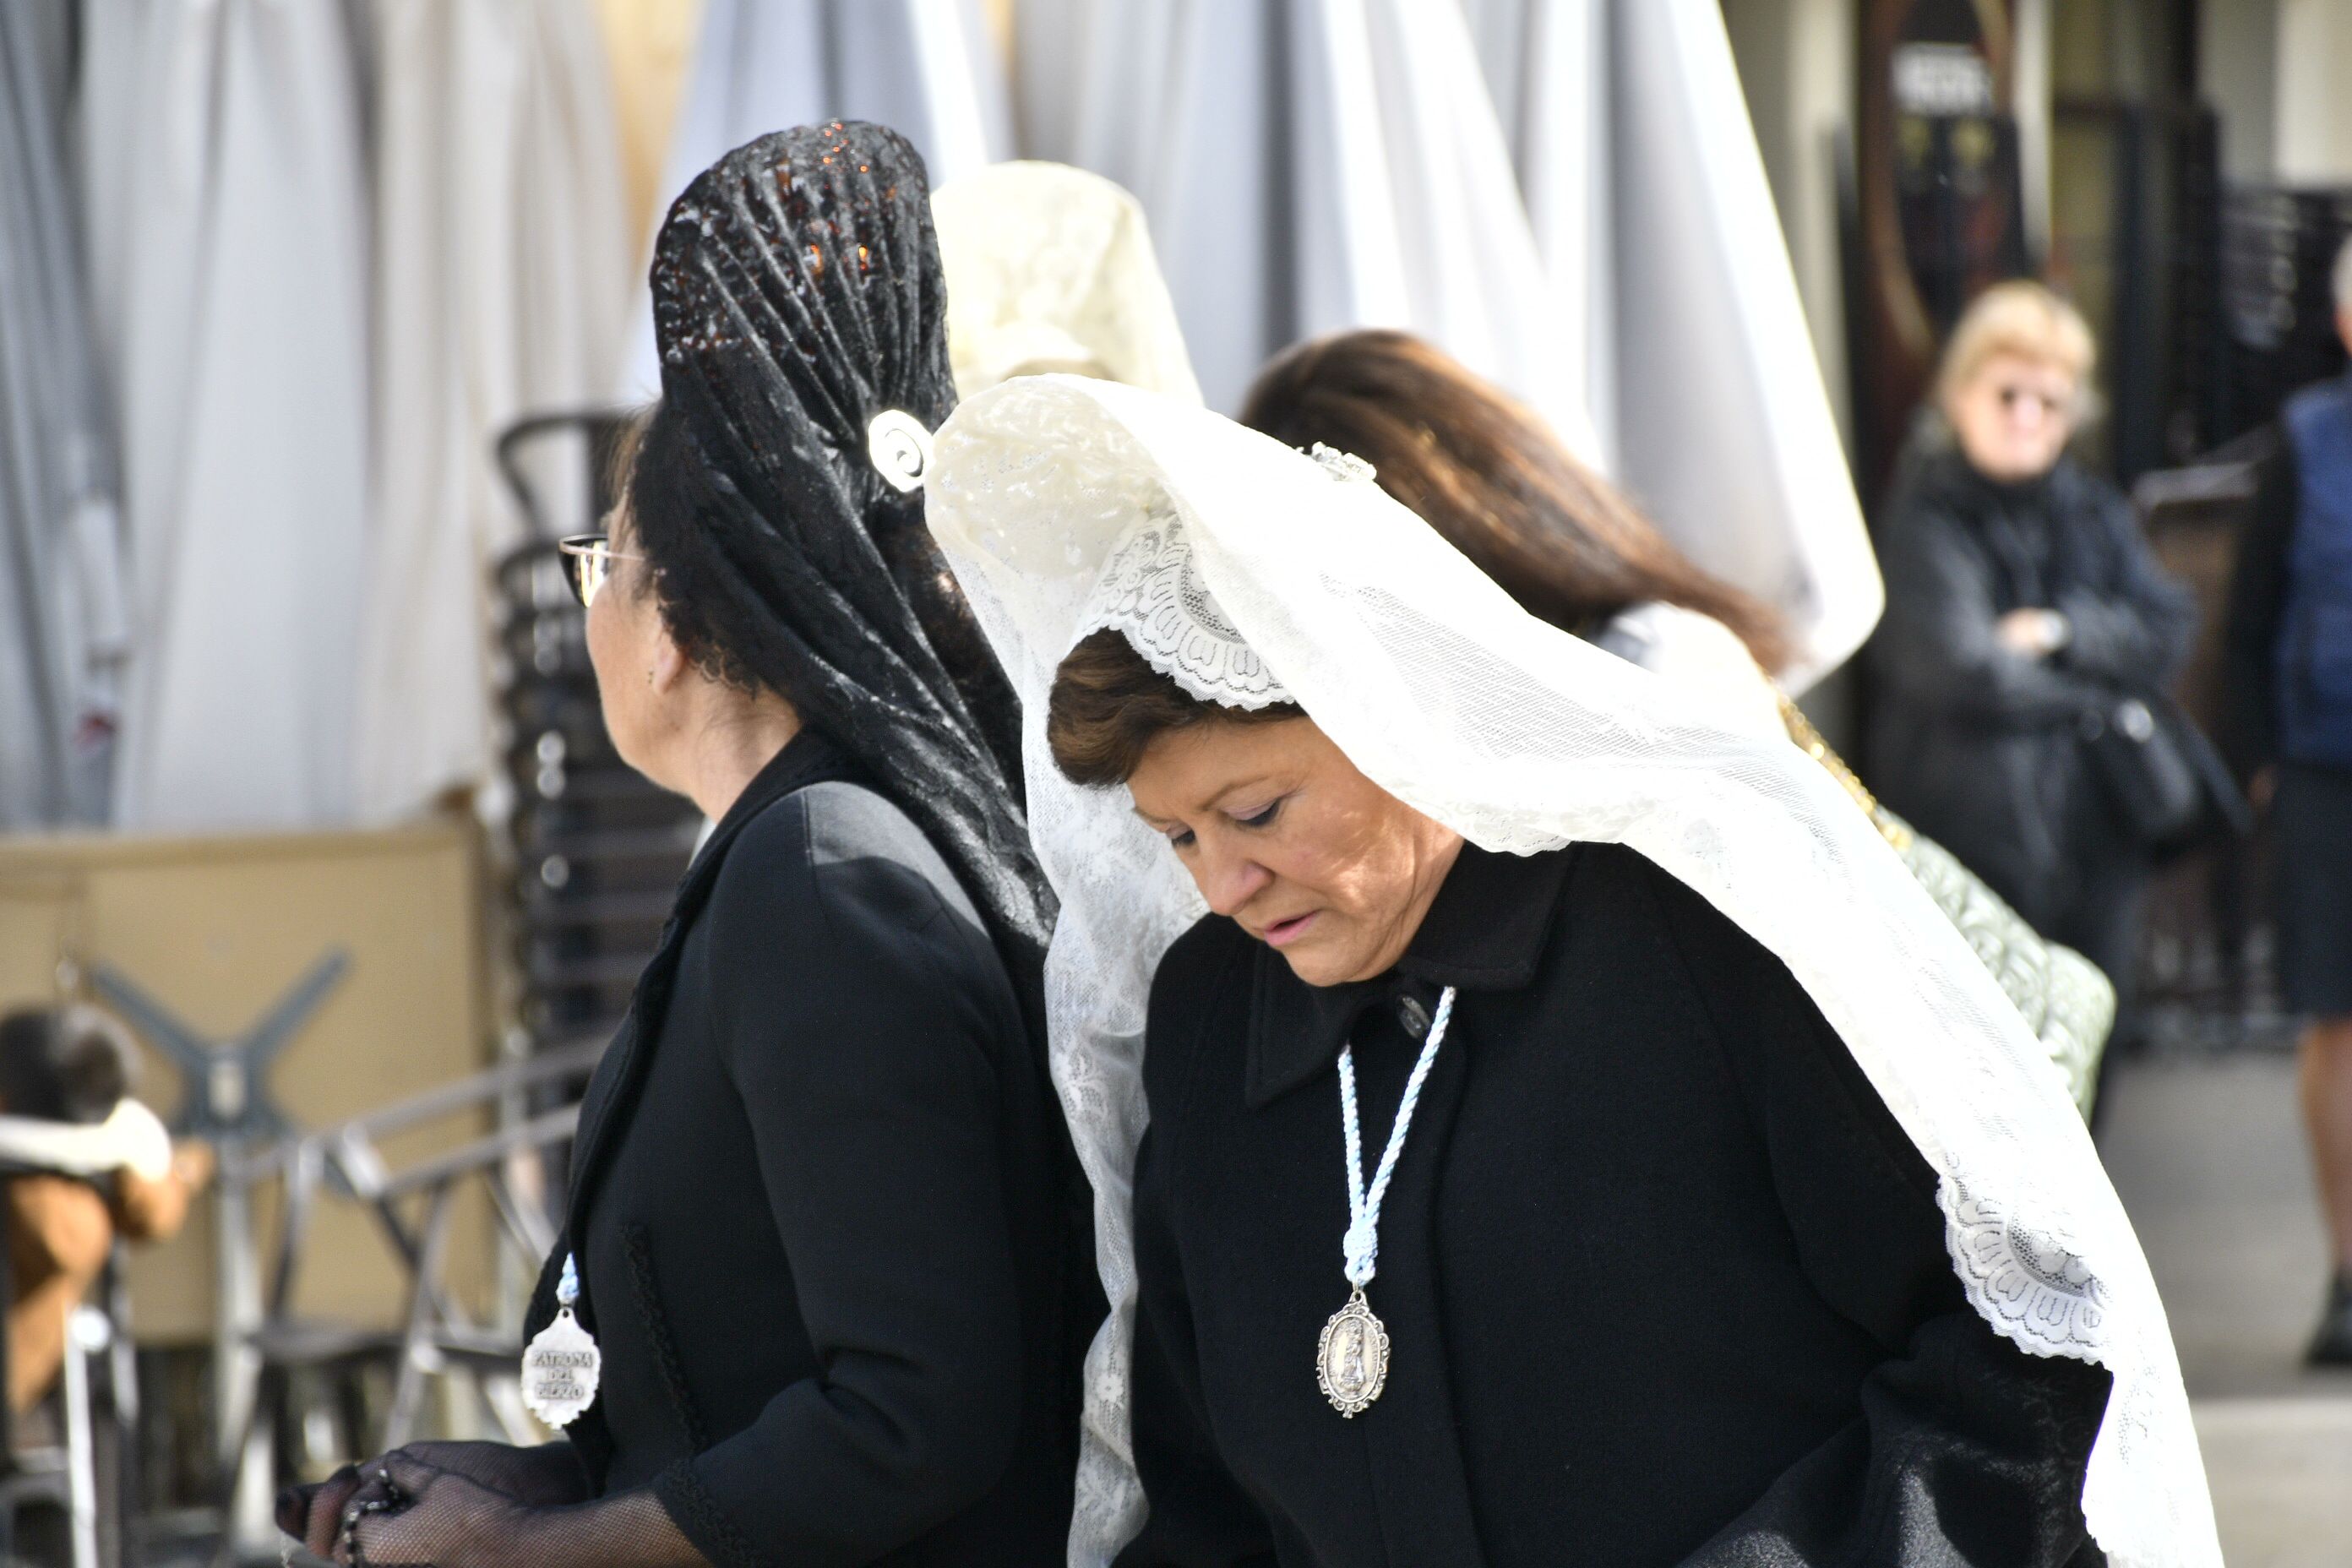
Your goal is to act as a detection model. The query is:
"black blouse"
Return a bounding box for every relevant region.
[1117,840,2111,1567]
[525,731,1096,1567]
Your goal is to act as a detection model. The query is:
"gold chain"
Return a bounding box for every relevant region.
[1776,694,1912,851]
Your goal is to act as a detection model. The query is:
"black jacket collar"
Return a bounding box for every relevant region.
[1242,843,1577,1108]
[679,727,857,903]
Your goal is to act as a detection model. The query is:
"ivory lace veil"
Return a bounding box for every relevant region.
[923,375,2218,1568]
[932,161,1203,405]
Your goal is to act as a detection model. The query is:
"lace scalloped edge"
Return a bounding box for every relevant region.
[1073,609,1298,711]
[1936,1179,2153,1565]
[1937,1178,2109,1363]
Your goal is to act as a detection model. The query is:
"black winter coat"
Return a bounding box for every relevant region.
[1865,439,2195,921]
[1115,840,2112,1568]
[524,731,1096,1567]
[2219,428,2295,777]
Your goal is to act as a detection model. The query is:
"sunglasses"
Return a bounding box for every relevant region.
[1991,383,2072,419]
[556,535,645,608]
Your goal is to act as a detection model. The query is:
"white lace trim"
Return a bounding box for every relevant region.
[1941,1180,2110,1353]
[1077,517,1295,709]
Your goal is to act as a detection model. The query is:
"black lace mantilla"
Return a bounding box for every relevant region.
[645,121,1054,1004]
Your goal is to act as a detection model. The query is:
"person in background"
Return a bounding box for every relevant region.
[1239,329,1793,726]
[2221,234,2352,1365]
[1866,281,2195,1053]
[0,1004,211,1414]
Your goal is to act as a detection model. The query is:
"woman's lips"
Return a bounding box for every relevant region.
[1260,911,1320,949]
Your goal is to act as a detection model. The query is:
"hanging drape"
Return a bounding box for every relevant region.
[0,0,127,828]
[1015,0,1876,689]
[618,0,1012,400]
[1460,0,1615,464]
[1016,0,1597,455]
[592,0,707,247]
[1467,0,1881,689]
[45,0,1881,828]
[78,0,370,831]
[351,0,634,823]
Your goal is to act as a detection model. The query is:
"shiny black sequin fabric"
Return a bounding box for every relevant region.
[645,121,1054,978]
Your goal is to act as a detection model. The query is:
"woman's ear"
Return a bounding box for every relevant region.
[648,618,694,695]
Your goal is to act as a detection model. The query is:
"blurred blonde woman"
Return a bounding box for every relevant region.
[1865,282,2194,1055]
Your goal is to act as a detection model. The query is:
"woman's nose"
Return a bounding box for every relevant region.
[1194,847,1272,918]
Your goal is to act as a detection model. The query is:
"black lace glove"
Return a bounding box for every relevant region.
[277,1441,592,1561]
[325,1452,707,1567]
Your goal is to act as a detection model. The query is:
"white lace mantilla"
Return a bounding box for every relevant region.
[1079,520,1294,709]
[932,161,1204,406]
[924,376,2220,1568]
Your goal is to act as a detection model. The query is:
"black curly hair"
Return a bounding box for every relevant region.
[0,1005,133,1124]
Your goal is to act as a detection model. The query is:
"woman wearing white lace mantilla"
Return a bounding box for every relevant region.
[925,377,2218,1567]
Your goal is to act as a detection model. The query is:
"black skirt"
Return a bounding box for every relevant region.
[2276,761,2352,1015]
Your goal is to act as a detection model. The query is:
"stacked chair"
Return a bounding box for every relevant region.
[492,413,705,1060]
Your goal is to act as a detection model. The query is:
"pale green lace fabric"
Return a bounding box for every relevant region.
[1879,809,2115,1118]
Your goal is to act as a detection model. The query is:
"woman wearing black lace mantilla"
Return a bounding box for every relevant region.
[278,122,1100,1568]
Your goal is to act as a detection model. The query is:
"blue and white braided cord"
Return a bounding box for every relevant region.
[1337,985,1458,1288]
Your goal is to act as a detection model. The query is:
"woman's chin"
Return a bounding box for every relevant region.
[1272,938,1358,990]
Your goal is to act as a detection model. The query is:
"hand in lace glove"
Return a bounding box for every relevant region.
[331,1452,707,1567]
[278,1463,368,1562]
[278,1438,592,1560]
[373,1441,591,1507]
[277,1442,590,1560]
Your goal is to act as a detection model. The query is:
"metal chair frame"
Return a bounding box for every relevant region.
[0,1173,139,1568]
[212,1043,598,1564]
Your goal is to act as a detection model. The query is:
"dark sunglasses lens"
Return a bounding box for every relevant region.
[558,539,606,608]
[1995,385,2064,416]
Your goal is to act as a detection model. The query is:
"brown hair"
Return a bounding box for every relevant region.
[1047,629,1300,787]
[1239,329,1792,675]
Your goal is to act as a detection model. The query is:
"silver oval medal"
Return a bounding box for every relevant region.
[520,1308,601,1429]
[1316,1288,1391,1418]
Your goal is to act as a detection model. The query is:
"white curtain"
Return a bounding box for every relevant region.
[0,0,126,828]
[351,0,634,823]
[618,0,1013,400]
[78,0,370,831]
[1469,0,1881,690]
[1020,0,1597,454]
[1016,0,1876,689]
[1461,0,1616,463]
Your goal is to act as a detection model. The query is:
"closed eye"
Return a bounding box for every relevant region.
[1231,798,1284,830]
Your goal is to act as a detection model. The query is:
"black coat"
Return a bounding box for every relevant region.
[1865,440,2195,924]
[2219,428,2295,778]
[524,731,1096,1567]
[1116,840,2112,1568]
